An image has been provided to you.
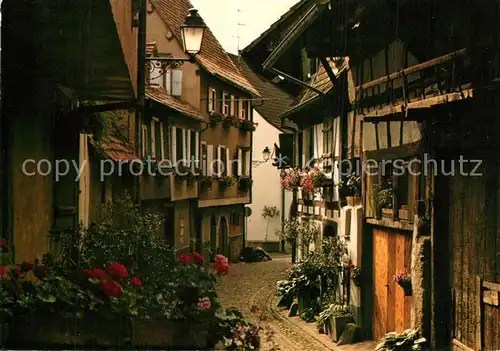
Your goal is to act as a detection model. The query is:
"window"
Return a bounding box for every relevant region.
[236,148,251,177]
[208,87,216,112]
[141,125,148,158]
[174,127,184,164]
[234,99,240,119]
[171,69,182,97]
[190,130,197,166]
[240,100,248,120]
[151,117,164,160]
[201,142,208,175]
[216,146,229,176]
[163,69,172,94]
[323,118,333,156]
[222,92,229,115]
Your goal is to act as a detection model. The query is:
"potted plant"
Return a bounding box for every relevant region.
[209,111,223,126]
[373,181,394,218]
[316,303,354,342]
[219,176,235,191]
[237,176,253,192]
[222,115,238,129]
[393,268,412,296]
[200,175,213,191]
[280,168,302,191]
[375,329,426,351]
[238,119,256,132]
[261,205,280,242]
[350,264,362,287]
[211,308,261,350]
[300,167,326,195]
[337,173,361,205]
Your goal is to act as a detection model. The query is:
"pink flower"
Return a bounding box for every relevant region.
[191,252,204,265]
[177,254,192,264]
[197,297,212,311]
[212,254,229,274]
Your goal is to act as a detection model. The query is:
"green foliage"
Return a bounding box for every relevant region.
[48,193,177,317]
[373,182,395,209]
[261,205,280,219]
[212,308,261,350]
[237,176,253,192]
[316,303,353,329]
[375,329,427,351]
[219,176,235,190]
[337,173,361,197]
[200,175,213,191]
[300,307,316,322]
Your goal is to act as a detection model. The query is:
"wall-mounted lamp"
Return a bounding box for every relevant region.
[262,147,271,162]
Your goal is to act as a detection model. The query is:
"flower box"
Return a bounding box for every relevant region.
[133,319,211,349]
[382,208,393,218]
[238,119,256,132]
[398,205,409,220]
[222,115,238,129]
[238,176,253,192]
[209,112,223,126]
[328,315,355,342]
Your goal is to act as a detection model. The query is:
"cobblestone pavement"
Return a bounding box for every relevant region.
[217,254,377,351]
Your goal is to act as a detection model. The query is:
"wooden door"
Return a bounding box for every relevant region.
[372,227,412,339]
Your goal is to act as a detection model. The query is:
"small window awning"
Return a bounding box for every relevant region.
[89,136,139,162]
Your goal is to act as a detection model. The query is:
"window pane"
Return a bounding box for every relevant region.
[190,131,196,161]
[176,128,183,163]
[221,148,227,176]
[155,121,162,159]
[202,144,207,175]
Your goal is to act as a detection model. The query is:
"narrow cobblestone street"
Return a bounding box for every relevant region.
[217,254,376,351]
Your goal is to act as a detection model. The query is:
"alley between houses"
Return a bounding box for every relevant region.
[217,254,377,351]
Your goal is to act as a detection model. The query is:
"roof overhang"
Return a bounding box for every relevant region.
[262,0,330,71]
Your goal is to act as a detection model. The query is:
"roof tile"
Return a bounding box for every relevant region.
[146,87,205,122]
[150,0,259,96]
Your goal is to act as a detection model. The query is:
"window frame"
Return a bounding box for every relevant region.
[201,141,208,176]
[222,92,229,116]
[208,87,216,113]
[141,125,148,158]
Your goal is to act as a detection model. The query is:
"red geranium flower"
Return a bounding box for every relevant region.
[191,252,204,265]
[85,268,107,279]
[177,254,192,264]
[107,263,128,279]
[130,276,142,287]
[0,238,7,247]
[100,279,123,298]
[20,261,33,272]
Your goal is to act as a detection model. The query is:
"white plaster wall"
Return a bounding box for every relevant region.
[247,110,292,243]
[340,204,363,308]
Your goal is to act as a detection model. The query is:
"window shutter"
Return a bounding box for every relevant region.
[165,69,172,94]
[225,150,230,177]
[186,129,191,166]
[216,146,221,176]
[195,132,200,166]
[171,69,182,97]
[207,145,213,176]
[149,60,162,86]
[207,86,213,112]
[159,122,165,160]
[171,126,177,163]
[150,121,157,159]
[230,95,235,116]
[237,149,242,176]
[141,125,148,158]
[245,150,251,176]
[182,129,187,165]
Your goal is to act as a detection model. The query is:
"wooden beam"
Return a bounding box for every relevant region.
[475,276,483,351]
[356,48,467,93]
[319,57,337,86]
[452,339,475,351]
[361,89,475,122]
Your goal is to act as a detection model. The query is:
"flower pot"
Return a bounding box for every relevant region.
[133,319,210,349]
[398,205,409,220]
[382,208,393,219]
[297,290,313,316]
[399,282,412,296]
[328,315,355,342]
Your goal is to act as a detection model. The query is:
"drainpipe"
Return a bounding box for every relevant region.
[280,183,285,252]
[135,0,147,206]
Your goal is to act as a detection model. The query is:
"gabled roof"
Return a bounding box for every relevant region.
[241,0,313,55]
[229,53,296,131]
[150,0,259,97]
[146,87,205,122]
[91,135,139,162]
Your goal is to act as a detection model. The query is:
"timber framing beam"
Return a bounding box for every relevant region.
[270,68,323,95]
[361,89,474,122]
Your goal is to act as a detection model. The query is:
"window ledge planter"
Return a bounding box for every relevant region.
[209,112,223,126]
[382,208,394,219]
[222,115,238,129]
[238,119,256,132]
[328,315,355,342]
[238,176,253,192]
[200,175,213,191]
[219,176,235,191]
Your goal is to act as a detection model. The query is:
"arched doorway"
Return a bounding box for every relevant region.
[210,215,217,260]
[219,216,229,258]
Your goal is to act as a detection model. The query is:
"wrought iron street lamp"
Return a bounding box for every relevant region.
[262,147,271,162]
[146,8,206,74]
